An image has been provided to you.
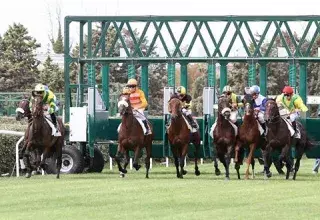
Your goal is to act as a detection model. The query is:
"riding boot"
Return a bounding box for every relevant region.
[187,114,197,128]
[142,120,150,135]
[292,121,297,134]
[50,113,59,132]
[261,123,267,136]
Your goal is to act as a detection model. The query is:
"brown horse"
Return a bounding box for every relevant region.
[264,99,313,180]
[213,94,236,180]
[235,93,265,179]
[167,97,201,178]
[23,96,64,178]
[116,94,153,178]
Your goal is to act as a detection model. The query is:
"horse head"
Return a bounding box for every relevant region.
[31,96,44,118]
[265,98,279,123]
[118,94,132,116]
[16,96,31,121]
[218,94,232,120]
[168,97,182,120]
[243,93,254,116]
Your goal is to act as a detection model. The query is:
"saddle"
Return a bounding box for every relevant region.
[44,115,61,137]
[166,115,198,133]
[117,119,152,136]
[281,117,300,139]
[209,120,238,138]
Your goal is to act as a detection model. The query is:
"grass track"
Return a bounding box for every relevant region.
[1,159,320,220]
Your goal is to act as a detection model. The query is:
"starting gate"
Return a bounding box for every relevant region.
[64,15,320,163]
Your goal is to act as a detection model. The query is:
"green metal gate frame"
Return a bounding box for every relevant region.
[64,15,320,158]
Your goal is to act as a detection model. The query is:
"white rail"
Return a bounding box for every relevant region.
[0,130,24,177]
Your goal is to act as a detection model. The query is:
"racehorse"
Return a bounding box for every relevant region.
[213,94,237,180]
[235,93,265,179]
[116,94,153,178]
[23,96,64,178]
[167,97,201,179]
[264,99,313,180]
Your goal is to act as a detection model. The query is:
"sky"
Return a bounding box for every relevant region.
[0,0,319,56]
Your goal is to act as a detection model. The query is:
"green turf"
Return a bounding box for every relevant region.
[1,159,320,220]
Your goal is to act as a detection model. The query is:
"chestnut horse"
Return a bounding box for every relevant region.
[167,97,201,178]
[213,95,236,180]
[116,94,153,178]
[264,99,313,180]
[16,96,32,121]
[235,93,266,179]
[23,96,64,178]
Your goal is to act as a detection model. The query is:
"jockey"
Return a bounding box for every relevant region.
[171,86,197,129]
[30,83,60,133]
[249,85,267,135]
[222,85,243,125]
[276,86,308,133]
[126,78,150,134]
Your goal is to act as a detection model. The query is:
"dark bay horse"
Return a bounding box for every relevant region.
[116,94,153,178]
[167,97,201,179]
[23,96,64,178]
[213,95,236,180]
[264,99,313,180]
[235,94,265,179]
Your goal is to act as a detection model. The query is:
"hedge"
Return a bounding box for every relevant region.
[0,117,27,174]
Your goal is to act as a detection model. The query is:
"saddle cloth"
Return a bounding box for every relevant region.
[257,120,265,136]
[117,118,152,135]
[209,120,238,138]
[281,117,300,139]
[44,115,61,137]
[166,115,198,133]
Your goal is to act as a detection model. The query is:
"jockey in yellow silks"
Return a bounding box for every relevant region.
[30,83,60,133]
[126,78,150,134]
[222,85,243,125]
[276,86,308,133]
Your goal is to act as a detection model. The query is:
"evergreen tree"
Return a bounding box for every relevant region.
[39,55,64,92]
[0,23,40,91]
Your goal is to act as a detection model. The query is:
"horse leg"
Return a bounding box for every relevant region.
[122,151,130,173]
[132,147,142,171]
[279,144,292,180]
[193,138,201,176]
[245,143,256,180]
[293,145,304,180]
[56,144,62,179]
[115,146,126,175]
[171,146,181,178]
[234,141,242,180]
[251,157,255,179]
[224,145,233,180]
[180,144,188,176]
[262,146,272,179]
[213,146,221,176]
[40,147,50,173]
[145,139,152,179]
[218,152,229,180]
[24,147,32,178]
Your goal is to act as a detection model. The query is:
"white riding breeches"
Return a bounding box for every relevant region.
[182,108,192,116]
[289,112,300,122]
[230,110,238,123]
[133,109,146,120]
[257,111,265,124]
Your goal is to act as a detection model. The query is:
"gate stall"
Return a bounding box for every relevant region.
[63,16,320,172]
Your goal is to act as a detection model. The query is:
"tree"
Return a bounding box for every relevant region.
[38,55,64,92]
[0,23,40,92]
[48,3,63,54]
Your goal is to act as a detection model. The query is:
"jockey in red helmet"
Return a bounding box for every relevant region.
[276,86,308,134]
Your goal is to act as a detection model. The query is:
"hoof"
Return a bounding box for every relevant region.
[182,170,187,175]
[278,170,285,175]
[195,170,201,176]
[264,171,272,179]
[120,172,125,178]
[145,175,149,179]
[225,177,230,181]
[215,169,221,176]
[25,173,31,178]
[133,164,141,171]
[120,169,127,174]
